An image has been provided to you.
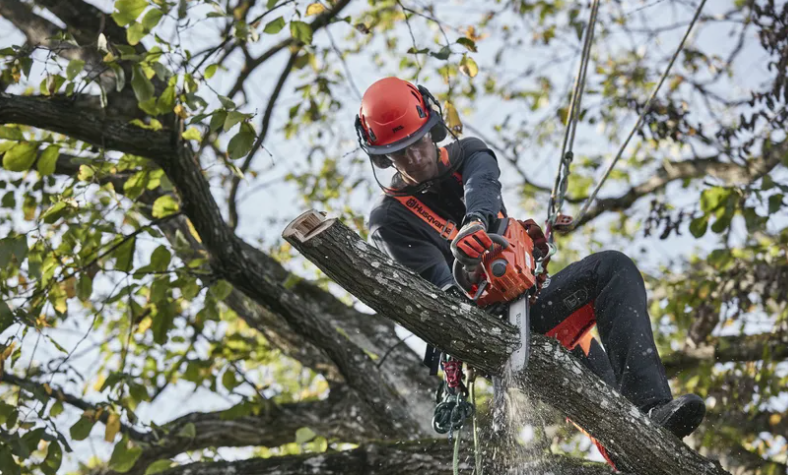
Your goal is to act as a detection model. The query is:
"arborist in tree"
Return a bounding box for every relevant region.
[355,77,707,445]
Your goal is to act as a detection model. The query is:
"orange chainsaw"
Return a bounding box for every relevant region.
[452,217,550,373]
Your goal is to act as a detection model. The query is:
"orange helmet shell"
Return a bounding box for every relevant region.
[357,77,440,155]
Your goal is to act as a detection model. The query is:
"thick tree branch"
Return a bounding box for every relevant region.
[225,0,351,100]
[120,386,384,475]
[663,332,788,377]
[35,0,128,51]
[0,0,92,63]
[51,152,437,436]
[0,94,171,157]
[282,212,730,475]
[0,94,431,439]
[156,440,625,475]
[575,145,786,227]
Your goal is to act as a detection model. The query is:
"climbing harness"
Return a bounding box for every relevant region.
[546,0,708,236]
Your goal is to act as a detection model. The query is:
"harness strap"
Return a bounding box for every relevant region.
[392,195,459,240]
[391,146,504,241]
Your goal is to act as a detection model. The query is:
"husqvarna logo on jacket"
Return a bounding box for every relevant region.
[406,198,442,226]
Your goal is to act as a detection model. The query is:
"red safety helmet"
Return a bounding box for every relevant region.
[355,77,447,168]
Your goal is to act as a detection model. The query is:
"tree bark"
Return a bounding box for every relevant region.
[283,210,731,475]
[156,440,627,475]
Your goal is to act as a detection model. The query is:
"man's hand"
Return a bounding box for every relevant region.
[451,220,493,268]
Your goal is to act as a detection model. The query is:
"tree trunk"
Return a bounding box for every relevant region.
[283,210,731,475]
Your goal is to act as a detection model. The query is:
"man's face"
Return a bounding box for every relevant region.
[385,133,438,184]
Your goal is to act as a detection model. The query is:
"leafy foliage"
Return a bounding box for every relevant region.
[0,0,787,474]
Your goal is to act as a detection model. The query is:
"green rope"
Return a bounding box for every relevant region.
[452,424,462,475]
[470,378,482,475]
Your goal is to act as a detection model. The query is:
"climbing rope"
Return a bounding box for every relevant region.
[547,0,708,233]
[547,0,601,243]
[469,373,482,475]
[574,0,708,225]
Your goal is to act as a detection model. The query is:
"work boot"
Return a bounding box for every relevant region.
[647,394,706,438]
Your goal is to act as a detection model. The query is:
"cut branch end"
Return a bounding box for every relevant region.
[283,209,333,242]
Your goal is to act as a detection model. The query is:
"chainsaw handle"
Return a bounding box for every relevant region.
[486,233,509,250]
[452,234,508,298]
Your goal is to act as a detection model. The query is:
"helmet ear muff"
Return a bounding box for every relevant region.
[416,85,448,143]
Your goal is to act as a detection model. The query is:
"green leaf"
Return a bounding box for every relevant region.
[456,37,477,52]
[700,187,732,213]
[0,235,28,268]
[708,249,733,269]
[69,416,96,441]
[711,215,732,234]
[217,95,236,109]
[149,245,171,271]
[37,145,60,176]
[151,62,172,81]
[78,164,95,181]
[0,126,24,141]
[264,17,286,34]
[209,280,232,300]
[182,127,202,141]
[141,8,163,31]
[430,45,452,60]
[689,215,708,238]
[124,170,149,199]
[131,64,155,102]
[204,64,218,79]
[210,110,228,132]
[113,0,149,26]
[0,446,21,475]
[157,84,176,113]
[768,193,783,214]
[295,427,316,444]
[152,304,175,344]
[49,401,64,418]
[222,369,239,391]
[40,201,68,224]
[177,422,196,438]
[152,195,180,218]
[128,383,149,405]
[459,54,478,77]
[127,22,146,45]
[114,237,137,272]
[77,274,93,301]
[22,428,46,453]
[43,440,62,473]
[3,142,38,172]
[227,122,256,160]
[109,438,143,473]
[66,59,85,81]
[144,460,173,475]
[223,111,250,132]
[290,21,313,44]
[267,0,277,8]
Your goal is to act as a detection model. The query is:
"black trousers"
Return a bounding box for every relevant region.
[531,250,673,411]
